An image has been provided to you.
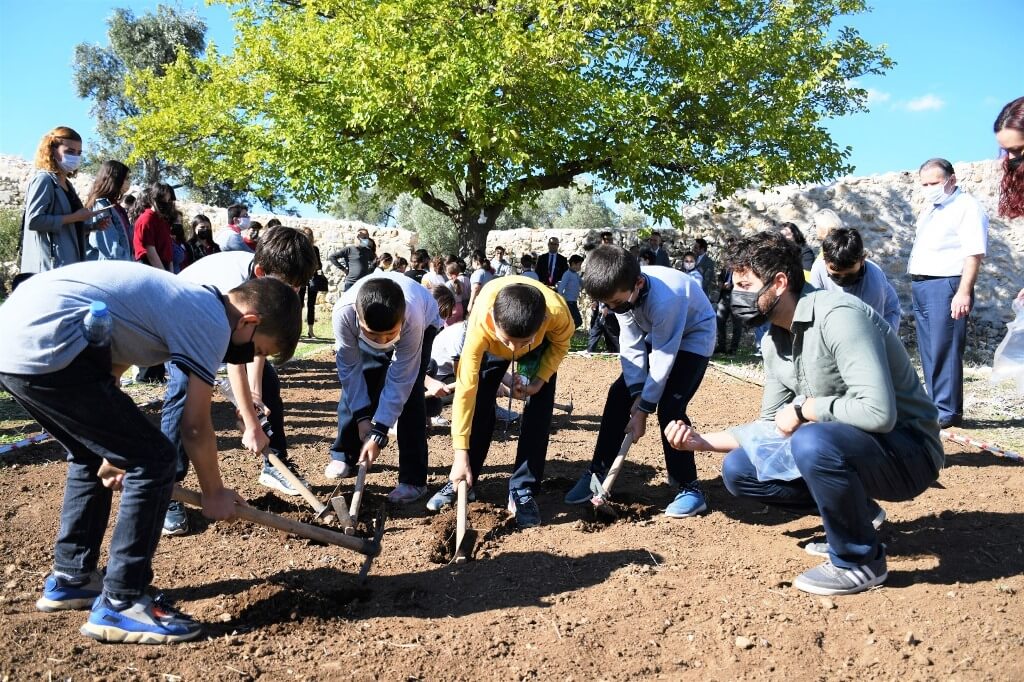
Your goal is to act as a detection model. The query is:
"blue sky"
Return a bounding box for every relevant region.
[1,0,1020,219]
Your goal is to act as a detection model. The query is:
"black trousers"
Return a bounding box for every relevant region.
[588,309,620,353]
[468,356,557,493]
[297,285,318,327]
[331,327,436,486]
[591,350,709,486]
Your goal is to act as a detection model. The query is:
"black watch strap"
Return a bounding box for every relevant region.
[794,402,808,423]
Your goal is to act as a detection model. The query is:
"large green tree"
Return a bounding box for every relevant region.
[125,0,890,250]
[73,6,206,185]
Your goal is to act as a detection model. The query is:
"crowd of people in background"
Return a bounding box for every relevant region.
[4,95,1021,644]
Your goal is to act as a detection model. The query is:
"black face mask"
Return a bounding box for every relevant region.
[223,326,256,365]
[828,265,865,288]
[608,280,642,314]
[731,284,782,327]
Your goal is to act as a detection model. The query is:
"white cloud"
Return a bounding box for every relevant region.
[903,94,945,112]
[865,88,891,105]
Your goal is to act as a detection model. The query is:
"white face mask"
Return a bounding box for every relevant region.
[237,216,251,229]
[683,262,696,271]
[360,331,400,351]
[920,180,949,205]
[59,153,82,172]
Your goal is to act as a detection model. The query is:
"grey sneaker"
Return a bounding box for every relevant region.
[793,554,888,596]
[258,463,302,496]
[426,480,476,511]
[387,483,428,504]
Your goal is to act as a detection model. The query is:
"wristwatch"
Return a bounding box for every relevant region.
[367,422,390,448]
[793,394,809,424]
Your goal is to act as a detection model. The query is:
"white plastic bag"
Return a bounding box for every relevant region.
[730,421,800,482]
[991,299,1024,396]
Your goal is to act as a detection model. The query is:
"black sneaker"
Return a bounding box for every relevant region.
[162,501,190,537]
[507,488,541,528]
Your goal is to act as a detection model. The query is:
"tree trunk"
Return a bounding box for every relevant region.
[458,206,505,255]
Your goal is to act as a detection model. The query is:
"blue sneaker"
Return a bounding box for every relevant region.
[80,594,203,644]
[508,488,542,528]
[426,480,476,512]
[162,501,190,537]
[564,470,600,505]
[664,482,708,518]
[36,570,103,612]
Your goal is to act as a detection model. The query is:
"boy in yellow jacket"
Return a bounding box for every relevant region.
[425,276,575,527]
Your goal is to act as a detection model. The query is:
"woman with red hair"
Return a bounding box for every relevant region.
[994,97,1024,301]
[20,126,109,273]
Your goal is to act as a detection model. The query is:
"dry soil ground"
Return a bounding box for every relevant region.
[1,352,1022,681]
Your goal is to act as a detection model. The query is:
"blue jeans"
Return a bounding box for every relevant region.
[721,422,939,568]
[0,346,176,601]
[591,350,709,486]
[331,328,436,487]
[163,360,287,482]
[468,355,557,493]
[911,276,966,422]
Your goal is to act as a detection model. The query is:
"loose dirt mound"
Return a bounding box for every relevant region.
[2,354,1022,681]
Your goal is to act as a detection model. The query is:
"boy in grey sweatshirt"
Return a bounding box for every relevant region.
[565,245,717,517]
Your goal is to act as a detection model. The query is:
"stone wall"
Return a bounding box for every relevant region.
[487,160,1023,358]
[3,153,1021,358]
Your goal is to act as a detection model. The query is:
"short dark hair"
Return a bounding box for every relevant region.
[638,248,656,265]
[356,278,406,331]
[682,251,696,260]
[919,157,955,177]
[432,284,455,319]
[729,231,805,294]
[582,245,640,300]
[254,226,318,288]
[520,254,535,268]
[227,204,248,222]
[492,284,546,338]
[229,276,301,365]
[777,222,807,247]
[568,254,584,266]
[694,238,708,252]
[821,228,865,270]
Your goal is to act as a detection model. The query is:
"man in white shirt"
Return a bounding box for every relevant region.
[907,158,988,428]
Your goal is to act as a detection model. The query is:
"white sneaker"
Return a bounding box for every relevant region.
[430,416,450,427]
[324,459,351,480]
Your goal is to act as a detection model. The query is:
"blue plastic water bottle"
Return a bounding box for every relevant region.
[82,301,113,347]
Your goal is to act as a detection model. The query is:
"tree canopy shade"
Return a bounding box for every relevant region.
[125,0,891,249]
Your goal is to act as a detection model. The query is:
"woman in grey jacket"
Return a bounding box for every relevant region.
[20,126,108,273]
